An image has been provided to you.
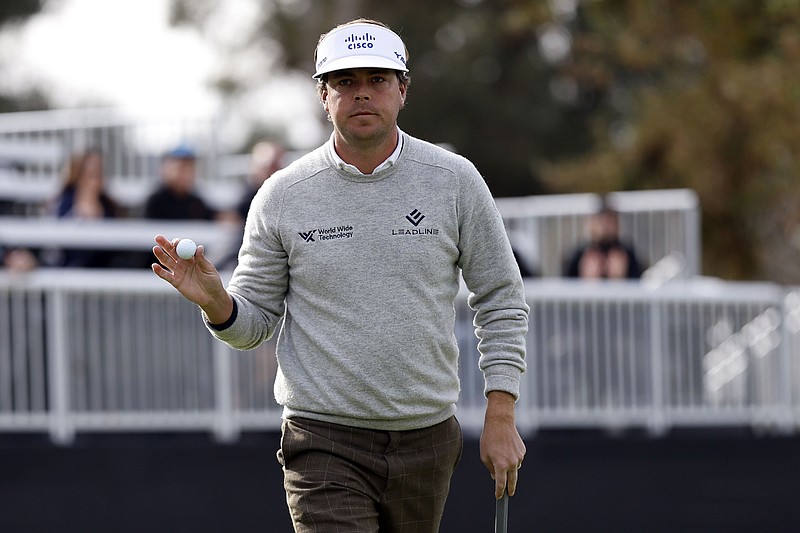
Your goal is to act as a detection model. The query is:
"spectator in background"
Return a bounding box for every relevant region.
[1,246,38,272]
[143,145,217,221]
[49,149,121,268]
[53,149,118,220]
[560,203,643,411]
[564,203,643,279]
[235,140,286,222]
[135,145,237,268]
[218,141,287,270]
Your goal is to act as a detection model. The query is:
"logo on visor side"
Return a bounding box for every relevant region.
[345,32,376,50]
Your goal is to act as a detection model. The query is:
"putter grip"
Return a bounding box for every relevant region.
[495,491,509,533]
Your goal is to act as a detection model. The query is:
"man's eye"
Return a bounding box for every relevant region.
[372,77,386,83]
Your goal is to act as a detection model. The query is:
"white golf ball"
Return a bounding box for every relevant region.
[176,238,197,260]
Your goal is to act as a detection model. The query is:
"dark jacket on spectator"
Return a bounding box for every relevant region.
[143,186,216,220]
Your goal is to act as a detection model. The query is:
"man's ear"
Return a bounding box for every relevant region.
[321,88,329,112]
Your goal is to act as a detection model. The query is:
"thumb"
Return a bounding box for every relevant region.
[195,245,218,272]
[195,244,209,265]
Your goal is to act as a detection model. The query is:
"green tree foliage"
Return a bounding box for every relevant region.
[170,0,597,197]
[540,0,800,282]
[358,2,596,197]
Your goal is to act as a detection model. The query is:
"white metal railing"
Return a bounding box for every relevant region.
[1,270,798,443]
[0,217,242,265]
[1,187,701,278]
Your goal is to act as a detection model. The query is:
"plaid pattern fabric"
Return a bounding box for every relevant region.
[278,416,463,532]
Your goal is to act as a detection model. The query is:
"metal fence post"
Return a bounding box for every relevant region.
[779,290,798,432]
[213,341,238,443]
[648,292,667,435]
[47,288,74,444]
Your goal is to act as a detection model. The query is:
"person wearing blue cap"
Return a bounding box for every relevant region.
[152,18,527,532]
[143,144,217,221]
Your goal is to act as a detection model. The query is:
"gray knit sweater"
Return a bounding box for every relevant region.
[207,132,529,431]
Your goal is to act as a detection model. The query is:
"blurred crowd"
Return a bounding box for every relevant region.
[1,140,287,272]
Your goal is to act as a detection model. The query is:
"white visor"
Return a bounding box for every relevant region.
[313,23,408,79]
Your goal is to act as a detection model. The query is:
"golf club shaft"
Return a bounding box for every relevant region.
[495,490,508,533]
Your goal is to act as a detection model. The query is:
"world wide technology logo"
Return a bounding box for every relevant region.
[298,225,354,242]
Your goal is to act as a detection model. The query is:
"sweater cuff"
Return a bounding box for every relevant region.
[483,366,522,401]
[206,298,238,331]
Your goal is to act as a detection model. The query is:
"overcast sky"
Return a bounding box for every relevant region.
[0,0,325,149]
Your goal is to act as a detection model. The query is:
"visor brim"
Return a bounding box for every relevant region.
[313,56,408,79]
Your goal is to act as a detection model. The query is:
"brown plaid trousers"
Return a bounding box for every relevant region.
[277,416,463,532]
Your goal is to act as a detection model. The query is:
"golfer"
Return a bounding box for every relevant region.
[152,18,528,532]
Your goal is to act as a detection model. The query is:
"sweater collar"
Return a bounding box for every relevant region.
[327,128,405,176]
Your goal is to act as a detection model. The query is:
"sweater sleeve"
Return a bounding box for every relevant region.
[455,163,529,399]
[204,176,289,350]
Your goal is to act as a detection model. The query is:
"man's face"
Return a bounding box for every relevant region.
[588,212,620,243]
[321,68,406,147]
[162,158,196,195]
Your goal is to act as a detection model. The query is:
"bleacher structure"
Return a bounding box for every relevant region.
[0,107,244,214]
[2,107,798,444]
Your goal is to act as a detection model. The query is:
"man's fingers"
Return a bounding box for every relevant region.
[491,464,521,499]
[152,244,176,266]
[154,234,173,249]
[495,472,507,499]
[484,455,522,498]
[151,262,172,283]
[507,467,518,497]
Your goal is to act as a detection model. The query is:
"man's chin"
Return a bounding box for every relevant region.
[341,124,392,144]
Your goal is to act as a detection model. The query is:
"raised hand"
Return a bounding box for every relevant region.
[151,234,233,324]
